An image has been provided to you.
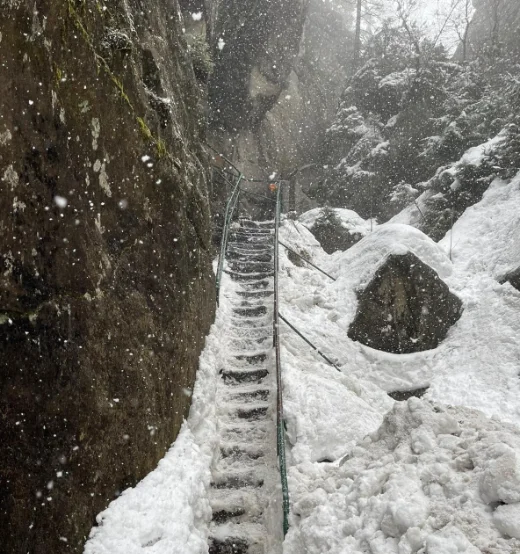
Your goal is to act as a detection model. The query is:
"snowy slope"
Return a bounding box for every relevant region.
[84,173,520,553]
[428,176,520,419]
[284,399,520,554]
[278,173,520,553]
[279,189,520,425]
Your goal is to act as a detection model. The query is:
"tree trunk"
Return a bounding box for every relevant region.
[353,0,362,70]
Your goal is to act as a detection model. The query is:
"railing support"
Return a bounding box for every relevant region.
[279,313,341,371]
[279,241,336,281]
[273,183,290,536]
[215,174,243,304]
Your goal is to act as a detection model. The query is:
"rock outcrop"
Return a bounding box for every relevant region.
[348,253,462,353]
[0,1,214,552]
[309,217,362,254]
[303,208,368,254]
[206,0,352,213]
[458,0,520,61]
[501,267,520,292]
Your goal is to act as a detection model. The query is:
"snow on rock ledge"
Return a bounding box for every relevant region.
[330,223,453,285]
[299,207,375,254]
[285,399,520,554]
[326,224,454,326]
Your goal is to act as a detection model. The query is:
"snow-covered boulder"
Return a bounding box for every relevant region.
[299,207,374,254]
[348,251,463,353]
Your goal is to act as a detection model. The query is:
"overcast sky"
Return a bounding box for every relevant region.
[372,0,474,51]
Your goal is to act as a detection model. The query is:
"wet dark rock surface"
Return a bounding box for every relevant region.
[501,267,520,292]
[388,387,429,402]
[0,1,214,552]
[308,212,363,254]
[348,253,463,354]
[208,0,307,133]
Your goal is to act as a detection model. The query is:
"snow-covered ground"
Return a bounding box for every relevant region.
[84,172,520,553]
[284,399,520,553]
[279,173,520,553]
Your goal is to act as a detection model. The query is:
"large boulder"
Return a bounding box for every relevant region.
[348,252,462,353]
[300,207,373,254]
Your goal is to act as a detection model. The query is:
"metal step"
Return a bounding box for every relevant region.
[228,245,273,255]
[211,472,264,490]
[237,280,272,290]
[225,270,274,282]
[220,368,269,385]
[220,423,269,444]
[228,238,273,247]
[227,251,273,262]
[237,220,274,230]
[235,405,269,421]
[233,353,268,365]
[209,537,250,554]
[226,388,270,403]
[227,262,274,274]
[220,444,265,461]
[235,290,274,298]
[209,523,266,554]
[228,318,272,330]
[229,339,272,352]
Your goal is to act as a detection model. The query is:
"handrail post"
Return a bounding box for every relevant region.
[215,174,243,304]
[273,182,290,536]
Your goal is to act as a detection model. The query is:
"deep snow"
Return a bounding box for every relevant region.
[84,170,520,553]
[278,174,520,553]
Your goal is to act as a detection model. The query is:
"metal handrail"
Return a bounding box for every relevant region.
[214,167,291,534]
[273,183,290,536]
[215,173,243,303]
[279,313,341,371]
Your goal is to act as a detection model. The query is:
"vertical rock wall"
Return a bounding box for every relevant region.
[206,0,352,214]
[0,1,215,552]
[208,0,308,134]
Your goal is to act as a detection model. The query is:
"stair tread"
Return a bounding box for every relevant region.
[221,365,269,372]
[224,389,270,402]
[210,521,266,540]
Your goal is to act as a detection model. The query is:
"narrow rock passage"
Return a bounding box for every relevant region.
[209,220,282,554]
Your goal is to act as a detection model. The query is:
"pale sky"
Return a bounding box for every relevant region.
[374,0,474,52]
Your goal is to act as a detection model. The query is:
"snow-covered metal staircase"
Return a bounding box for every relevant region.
[208,219,281,554]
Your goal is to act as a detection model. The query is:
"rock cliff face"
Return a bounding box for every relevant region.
[206,0,351,212]
[0,1,214,552]
[209,0,308,134]
[462,0,520,60]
